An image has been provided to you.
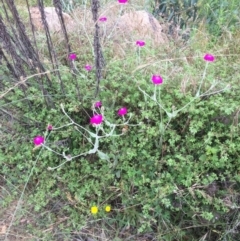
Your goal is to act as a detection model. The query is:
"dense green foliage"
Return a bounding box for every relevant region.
[153,0,198,28]
[1,1,240,240]
[152,0,240,37]
[1,41,240,240]
[198,0,240,35]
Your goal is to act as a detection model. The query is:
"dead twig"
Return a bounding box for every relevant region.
[0,69,59,99]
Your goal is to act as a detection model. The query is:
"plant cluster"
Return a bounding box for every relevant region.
[1,0,240,240]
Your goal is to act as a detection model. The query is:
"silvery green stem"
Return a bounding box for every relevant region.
[46,104,135,170]
[153,84,157,101]
[103,23,106,40]
[47,150,90,170]
[60,103,97,137]
[74,126,94,144]
[196,62,208,97]
[138,85,169,116]
[107,5,123,39]
[138,47,141,64]
[52,122,74,130]
[157,86,164,147]
[4,117,60,240]
[42,144,63,156]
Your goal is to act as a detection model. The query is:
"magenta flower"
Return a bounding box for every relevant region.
[94,101,102,108]
[136,40,145,47]
[85,65,92,71]
[152,75,163,85]
[47,125,53,131]
[33,136,44,146]
[118,0,128,3]
[99,16,107,22]
[118,107,128,116]
[68,53,77,61]
[204,53,215,62]
[90,115,103,125]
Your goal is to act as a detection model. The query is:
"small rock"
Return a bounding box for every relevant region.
[29,7,74,32]
[116,10,167,45]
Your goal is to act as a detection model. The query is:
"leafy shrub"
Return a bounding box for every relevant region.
[1,1,240,240]
[198,0,240,36]
[153,0,198,29]
[151,0,240,38]
[2,43,240,240]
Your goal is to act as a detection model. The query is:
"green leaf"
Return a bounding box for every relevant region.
[97,150,110,161]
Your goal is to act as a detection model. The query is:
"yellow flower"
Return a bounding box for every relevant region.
[91,206,98,214]
[105,205,111,212]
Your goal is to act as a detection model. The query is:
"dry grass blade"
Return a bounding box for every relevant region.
[0,70,58,99]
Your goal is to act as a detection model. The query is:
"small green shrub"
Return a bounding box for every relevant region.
[2,44,240,240]
[198,0,240,36]
[1,1,240,240]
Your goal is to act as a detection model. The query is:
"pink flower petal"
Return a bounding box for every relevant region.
[151,75,163,85]
[118,107,128,116]
[118,0,128,3]
[68,53,77,60]
[94,101,102,108]
[204,53,215,62]
[33,136,44,146]
[99,16,107,22]
[47,125,53,131]
[90,115,103,125]
[136,40,145,47]
[85,65,92,71]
